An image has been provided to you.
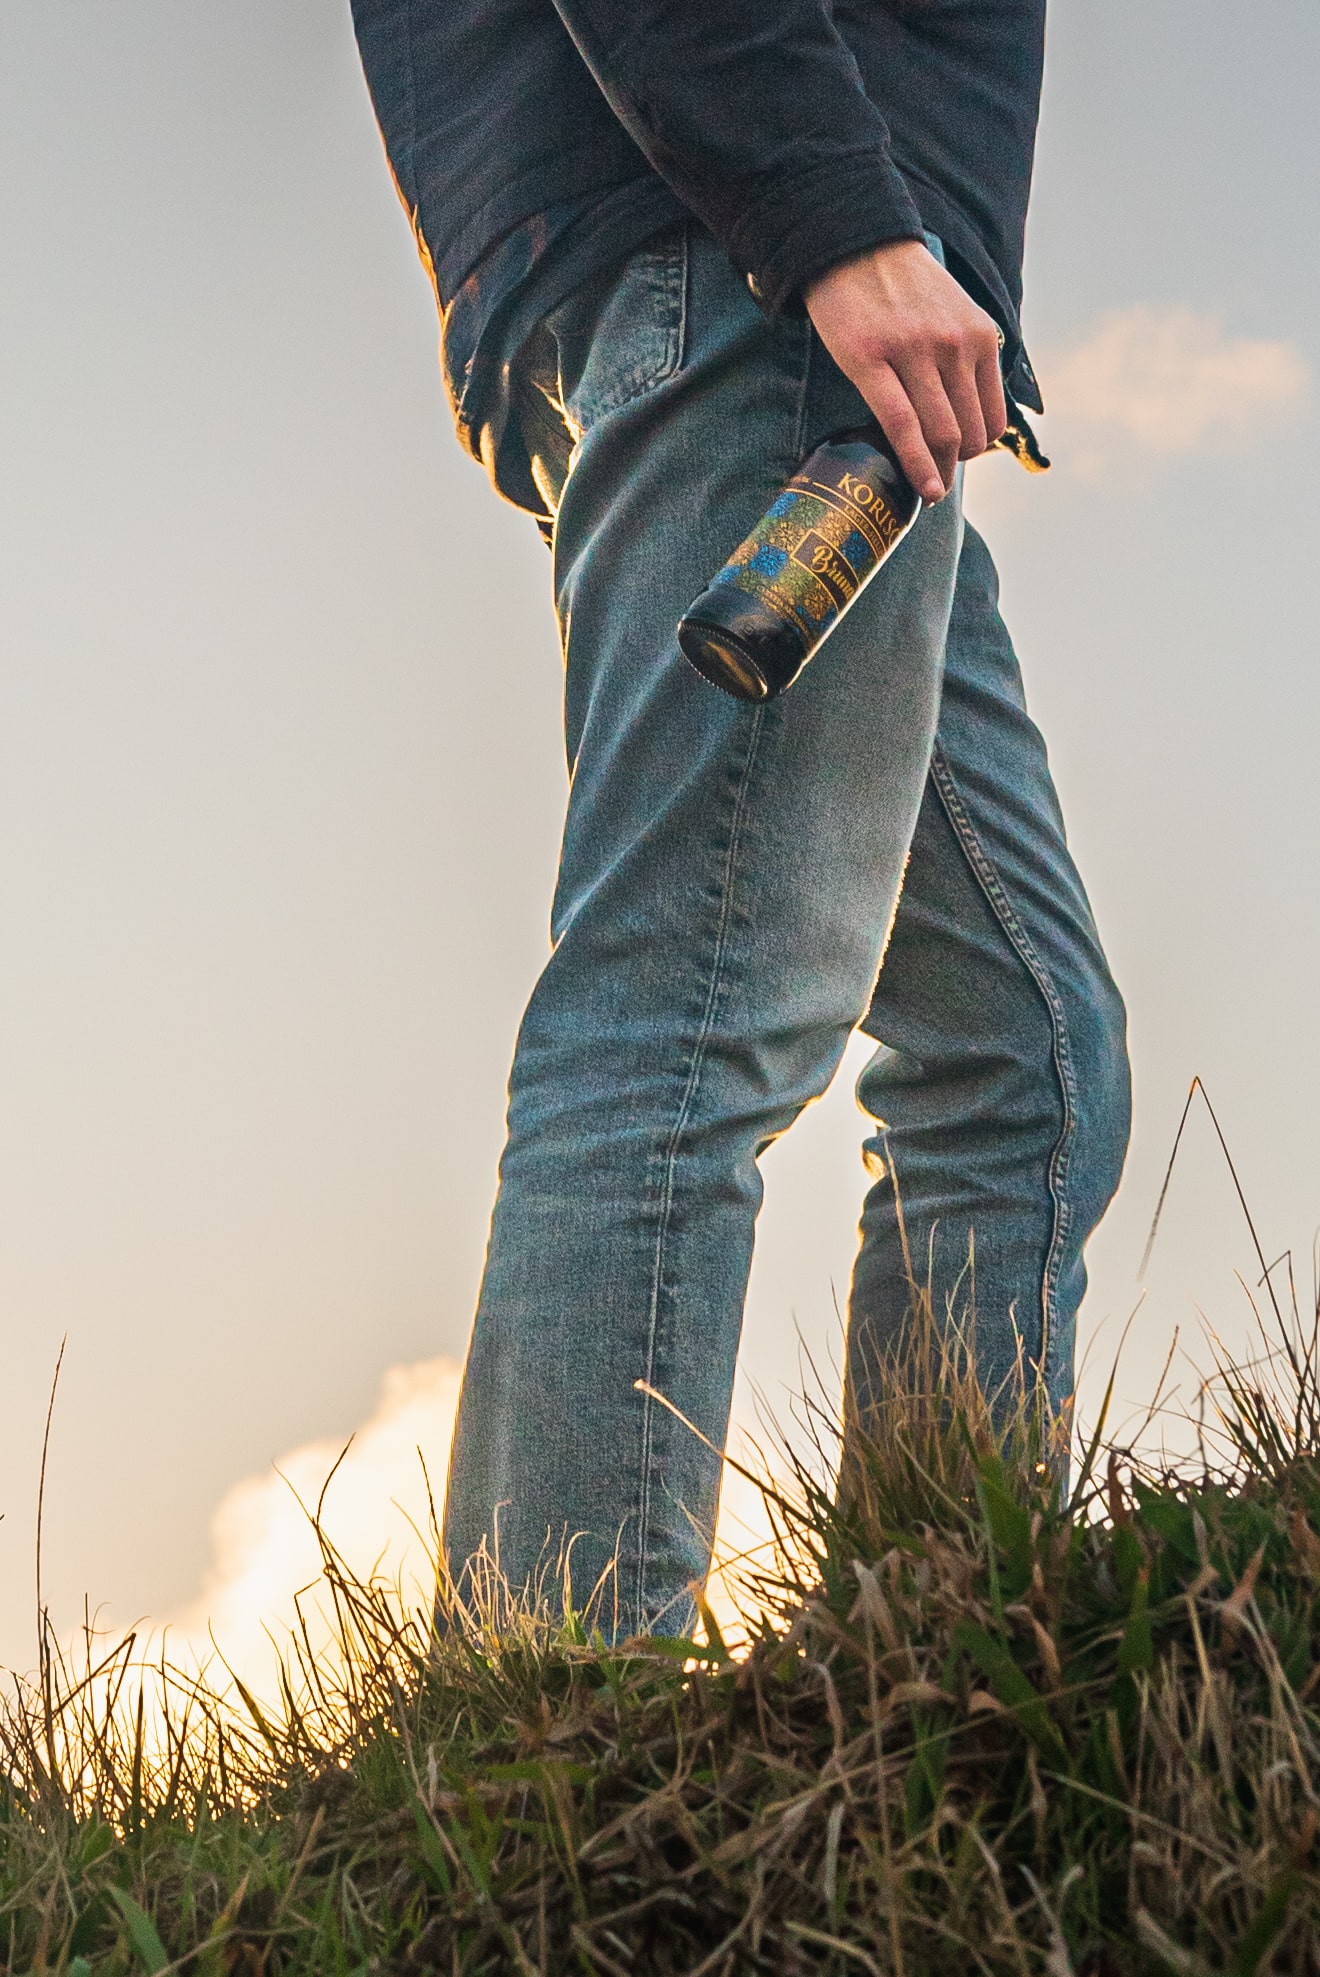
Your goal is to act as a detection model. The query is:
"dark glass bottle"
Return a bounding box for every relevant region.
[677,423,920,702]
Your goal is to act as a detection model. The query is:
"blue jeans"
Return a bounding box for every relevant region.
[442,225,1131,1638]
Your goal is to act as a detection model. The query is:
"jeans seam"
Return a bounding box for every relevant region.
[673,224,690,386]
[926,748,1079,1395]
[794,321,819,459]
[634,708,766,1624]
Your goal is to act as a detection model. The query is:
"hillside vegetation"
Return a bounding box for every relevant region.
[4,1301,1320,1976]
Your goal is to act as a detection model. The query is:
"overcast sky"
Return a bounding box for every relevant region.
[2,0,1318,1676]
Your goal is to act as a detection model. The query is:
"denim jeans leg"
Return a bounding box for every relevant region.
[441,225,964,1638]
[848,521,1132,1422]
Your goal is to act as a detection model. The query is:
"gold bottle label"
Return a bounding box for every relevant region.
[706,442,914,647]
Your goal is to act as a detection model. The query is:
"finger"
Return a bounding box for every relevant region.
[941,351,989,461]
[897,361,962,494]
[975,337,1008,446]
[860,363,946,504]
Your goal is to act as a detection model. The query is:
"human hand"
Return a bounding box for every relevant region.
[804,239,1007,504]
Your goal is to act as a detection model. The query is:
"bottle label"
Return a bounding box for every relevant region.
[791,530,859,613]
[708,443,915,647]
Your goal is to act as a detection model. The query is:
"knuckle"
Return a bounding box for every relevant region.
[879,398,918,437]
[867,360,907,402]
[867,367,906,407]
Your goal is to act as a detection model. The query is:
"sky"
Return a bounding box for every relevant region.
[2,0,1319,1683]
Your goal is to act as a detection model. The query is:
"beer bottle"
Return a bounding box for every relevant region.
[677,423,921,702]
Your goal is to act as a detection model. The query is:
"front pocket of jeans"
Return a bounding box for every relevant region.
[555,227,688,434]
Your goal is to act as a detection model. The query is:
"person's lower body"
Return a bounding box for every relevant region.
[441,225,1131,1640]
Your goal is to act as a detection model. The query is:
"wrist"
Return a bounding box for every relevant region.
[805,237,935,315]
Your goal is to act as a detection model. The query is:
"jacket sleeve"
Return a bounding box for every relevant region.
[546,1,926,313]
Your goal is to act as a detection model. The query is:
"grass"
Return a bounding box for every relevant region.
[4,1289,1320,1977]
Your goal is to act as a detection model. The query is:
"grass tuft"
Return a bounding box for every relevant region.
[5,1291,1320,1974]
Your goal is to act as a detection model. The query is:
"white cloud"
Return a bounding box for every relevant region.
[138,1357,781,1701]
[966,304,1310,518]
[160,1356,464,1697]
[1041,305,1309,478]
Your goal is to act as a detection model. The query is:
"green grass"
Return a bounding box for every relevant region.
[4,1299,1320,1976]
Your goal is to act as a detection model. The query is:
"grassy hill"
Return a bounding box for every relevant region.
[4,1312,1320,1976]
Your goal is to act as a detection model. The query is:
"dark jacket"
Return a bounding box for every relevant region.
[352,0,1045,408]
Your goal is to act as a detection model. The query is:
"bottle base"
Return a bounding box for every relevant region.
[676,592,809,703]
[677,619,771,701]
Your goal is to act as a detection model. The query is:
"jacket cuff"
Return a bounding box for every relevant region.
[729,153,926,316]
